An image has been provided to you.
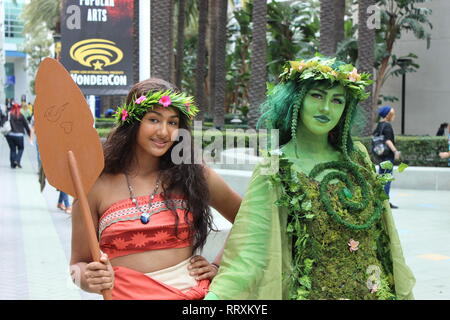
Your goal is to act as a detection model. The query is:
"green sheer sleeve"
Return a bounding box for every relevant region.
[353,141,416,300]
[205,162,291,300]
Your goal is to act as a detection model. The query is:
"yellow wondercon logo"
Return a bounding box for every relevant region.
[70,39,123,70]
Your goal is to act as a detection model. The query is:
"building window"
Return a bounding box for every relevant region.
[5,63,15,100]
[4,0,24,39]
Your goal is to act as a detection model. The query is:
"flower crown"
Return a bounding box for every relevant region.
[114,90,199,125]
[279,56,373,101]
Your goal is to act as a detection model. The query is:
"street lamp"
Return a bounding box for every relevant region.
[397,58,411,135]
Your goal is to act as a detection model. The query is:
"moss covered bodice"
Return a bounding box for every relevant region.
[273,147,396,300]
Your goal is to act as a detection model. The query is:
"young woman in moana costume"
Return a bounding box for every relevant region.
[70,78,241,300]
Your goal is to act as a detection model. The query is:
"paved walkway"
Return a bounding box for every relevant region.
[0,136,449,300]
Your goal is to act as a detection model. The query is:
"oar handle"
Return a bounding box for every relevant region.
[68,151,113,300]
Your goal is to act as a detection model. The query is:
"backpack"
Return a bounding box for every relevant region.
[0,114,11,136]
[371,122,390,157]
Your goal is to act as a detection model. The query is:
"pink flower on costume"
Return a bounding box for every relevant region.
[121,110,129,121]
[348,239,359,252]
[185,102,191,112]
[134,95,146,104]
[159,95,172,107]
[348,68,361,82]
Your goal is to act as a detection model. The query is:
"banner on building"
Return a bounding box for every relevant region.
[61,0,134,95]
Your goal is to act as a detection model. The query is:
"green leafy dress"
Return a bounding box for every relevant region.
[206,142,415,300]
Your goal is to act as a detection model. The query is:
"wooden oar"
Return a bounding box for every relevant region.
[34,58,111,300]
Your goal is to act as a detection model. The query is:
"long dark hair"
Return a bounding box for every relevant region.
[103,78,213,252]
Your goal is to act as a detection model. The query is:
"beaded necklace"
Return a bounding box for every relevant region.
[125,173,161,224]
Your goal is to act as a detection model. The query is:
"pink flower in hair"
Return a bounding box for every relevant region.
[348,68,361,82]
[121,110,129,121]
[185,102,191,112]
[159,95,172,107]
[134,95,146,104]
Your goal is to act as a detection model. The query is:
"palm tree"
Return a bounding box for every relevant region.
[19,0,60,94]
[212,0,228,129]
[248,0,267,129]
[335,0,346,46]
[0,0,5,108]
[175,0,186,88]
[195,0,208,120]
[151,0,174,81]
[319,0,336,56]
[358,0,375,136]
[208,0,218,118]
[21,0,60,35]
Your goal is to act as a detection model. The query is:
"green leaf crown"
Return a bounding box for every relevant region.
[114,90,199,125]
[279,56,373,101]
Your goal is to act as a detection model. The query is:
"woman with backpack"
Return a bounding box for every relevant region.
[373,106,400,209]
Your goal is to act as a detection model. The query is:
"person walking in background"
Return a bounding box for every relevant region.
[21,102,32,122]
[437,123,449,160]
[5,98,13,112]
[57,190,72,214]
[436,122,448,136]
[0,103,6,126]
[4,103,32,169]
[373,106,401,209]
[27,101,33,116]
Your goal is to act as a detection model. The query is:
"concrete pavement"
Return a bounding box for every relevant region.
[0,136,449,300]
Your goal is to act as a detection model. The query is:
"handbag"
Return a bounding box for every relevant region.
[0,119,11,136]
[371,123,390,157]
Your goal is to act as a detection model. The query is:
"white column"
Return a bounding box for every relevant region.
[139,0,151,81]
[88,95,96,125]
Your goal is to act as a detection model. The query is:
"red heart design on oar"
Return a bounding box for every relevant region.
[60,121,73,134]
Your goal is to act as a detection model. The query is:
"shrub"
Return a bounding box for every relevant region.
[95,126,449,168]
[97,128,113,138]
[95,117,115,129]
[356,136,448,167]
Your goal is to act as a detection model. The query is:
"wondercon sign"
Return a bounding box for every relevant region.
[61,0,134,95]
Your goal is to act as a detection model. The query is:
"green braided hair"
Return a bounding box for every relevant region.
[259,56,387,231]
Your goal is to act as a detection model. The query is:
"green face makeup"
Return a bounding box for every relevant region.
[299,84,346,136]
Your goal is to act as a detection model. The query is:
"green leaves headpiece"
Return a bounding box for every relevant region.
[279,56,373,101]
[114,90,199,125]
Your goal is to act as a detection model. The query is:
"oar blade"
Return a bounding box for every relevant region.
[34,58,104,197]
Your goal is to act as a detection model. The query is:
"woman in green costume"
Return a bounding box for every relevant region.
[205,56,415,300]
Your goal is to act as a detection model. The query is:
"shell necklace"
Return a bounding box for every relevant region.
[125,173,161,224]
